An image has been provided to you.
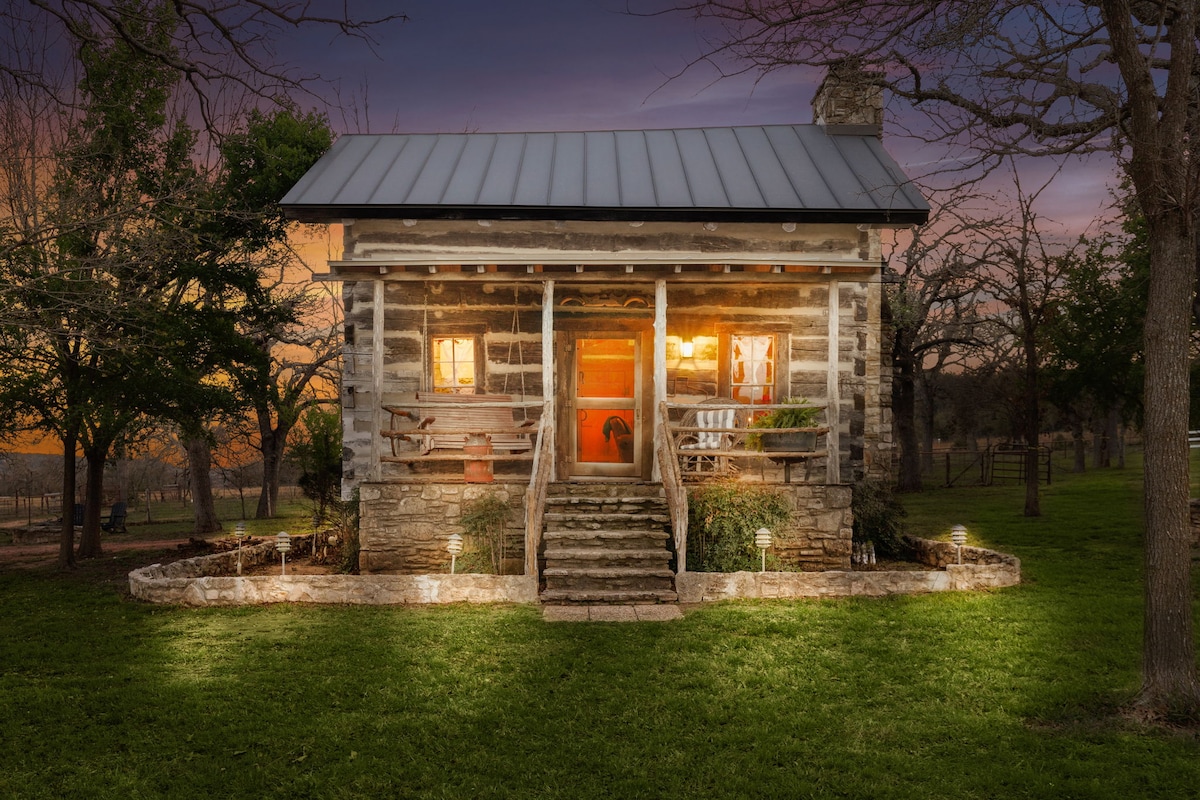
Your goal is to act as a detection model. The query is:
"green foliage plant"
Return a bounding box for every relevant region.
[459,493,512,574]
[336,488,360,574]
[687,480,792,571]
[851,478,907,558]
[287,406,343,522]
[745,398,820,450]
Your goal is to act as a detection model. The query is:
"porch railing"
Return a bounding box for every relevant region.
[524,403,553,577]
[380,395,543,466]
[656,401,690,572]
[661,401,831,484]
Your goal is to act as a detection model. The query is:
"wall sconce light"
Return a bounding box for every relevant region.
[447,532,464,573]
[950,524,967,564]
[276,531,291,576]
[755,527,772,572]
[680,339,695,359]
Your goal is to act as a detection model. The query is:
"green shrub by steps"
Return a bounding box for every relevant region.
[687,481,792,571]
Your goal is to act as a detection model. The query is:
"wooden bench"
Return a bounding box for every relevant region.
[383,393,536,457]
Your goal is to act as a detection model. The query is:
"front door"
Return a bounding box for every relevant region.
[567,333,645,478]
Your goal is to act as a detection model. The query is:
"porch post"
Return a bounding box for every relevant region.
[826,279,842,484]
[653,279,667,482]
[369,279,386,482]
[542,279,555,481]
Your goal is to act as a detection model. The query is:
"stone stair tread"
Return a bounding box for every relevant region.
[543,529,669,539]
[543,567,675,578]
[542,515,672,522]
[543,547,670,560]
[541,589,679,605]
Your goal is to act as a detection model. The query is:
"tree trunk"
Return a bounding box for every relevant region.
[57,430,78,570]
[1070,412,1086,473]
[185,435,221,535]
[894,348,923,492]
[77,445,107,559]
[1136,221,1200,714]
[256,422,281,519]
[918,374,936,473]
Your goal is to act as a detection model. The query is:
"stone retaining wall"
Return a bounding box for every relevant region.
[676,535,1020,602]
[358,481,526,574]
[128,534,1017,608]
[128,541,537,606]
[769,484,853,570]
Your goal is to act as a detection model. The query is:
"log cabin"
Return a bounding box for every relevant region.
[281,66,929,602]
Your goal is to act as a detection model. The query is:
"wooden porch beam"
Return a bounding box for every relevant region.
[542,279,555,482]
[826,280,842,484]
[653,280,667,482]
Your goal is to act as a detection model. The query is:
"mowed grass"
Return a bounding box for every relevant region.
[2,459,1200,799]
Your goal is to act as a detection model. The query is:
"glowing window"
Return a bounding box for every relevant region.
[431,336,477,394]
[730,334,775,406]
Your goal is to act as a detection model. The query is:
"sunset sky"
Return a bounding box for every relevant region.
[271,0,1116,234]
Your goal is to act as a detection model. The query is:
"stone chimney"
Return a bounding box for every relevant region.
[812,61,884,136]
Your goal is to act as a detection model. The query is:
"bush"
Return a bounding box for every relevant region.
[851,479,906,558]
[459,493,512,574]
[336,489,360,574]
[687,481,792,572]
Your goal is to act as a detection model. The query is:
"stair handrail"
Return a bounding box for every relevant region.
[524,400,553,577]
[656,401,689,573]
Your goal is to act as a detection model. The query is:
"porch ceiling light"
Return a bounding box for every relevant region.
[447,532,464,574]
[755,527,772,572]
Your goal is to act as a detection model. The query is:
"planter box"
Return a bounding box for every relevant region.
[761,431,817,452]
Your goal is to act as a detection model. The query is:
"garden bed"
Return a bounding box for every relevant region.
[128,532,1018,607]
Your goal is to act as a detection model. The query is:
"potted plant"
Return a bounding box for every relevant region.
[746,398,821,452]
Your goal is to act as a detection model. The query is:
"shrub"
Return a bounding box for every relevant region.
[459,493,512,574]
[687,481,792,572]
[851,478,907,558]
[336,489,360,574]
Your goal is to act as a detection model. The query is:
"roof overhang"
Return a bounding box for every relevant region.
[283,204,928,227]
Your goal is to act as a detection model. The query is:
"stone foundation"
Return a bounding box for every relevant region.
[358,481,527,574]
[769,483,853,570]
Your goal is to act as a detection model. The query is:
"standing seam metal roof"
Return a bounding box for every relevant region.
[281,125,929,224]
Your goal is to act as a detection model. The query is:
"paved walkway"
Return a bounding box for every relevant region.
[543,604,683,622]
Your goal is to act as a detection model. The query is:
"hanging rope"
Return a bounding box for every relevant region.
[502,285,529,420]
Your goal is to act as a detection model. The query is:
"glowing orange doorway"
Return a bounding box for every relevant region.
[570,335,642,477]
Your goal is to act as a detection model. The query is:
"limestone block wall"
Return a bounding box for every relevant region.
[358,481,527,574]
[771,484,854,571]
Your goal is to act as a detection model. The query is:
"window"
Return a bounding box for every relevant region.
[431,336,477,394]
[730,334,775,406]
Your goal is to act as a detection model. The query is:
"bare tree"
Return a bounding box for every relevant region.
[887,191,991,490]
[654,0,1200,715]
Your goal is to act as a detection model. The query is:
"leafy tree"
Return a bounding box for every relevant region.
[288,406,342,523]
[661,0,1200,717]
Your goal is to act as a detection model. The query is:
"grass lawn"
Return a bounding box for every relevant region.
[2,460,1199,798]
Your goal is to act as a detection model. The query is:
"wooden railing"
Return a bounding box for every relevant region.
[662,401,832,484]
[656,401,690,572]
[381,394,543,465]
[524,403,553,577]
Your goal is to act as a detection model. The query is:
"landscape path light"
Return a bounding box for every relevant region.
[447,532,464,574]
[755,527,773,573]
[276,531,291,576]
[235,522,247,576]
[950,524,968,565]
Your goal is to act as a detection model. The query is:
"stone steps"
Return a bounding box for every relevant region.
[540,481,676,605]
